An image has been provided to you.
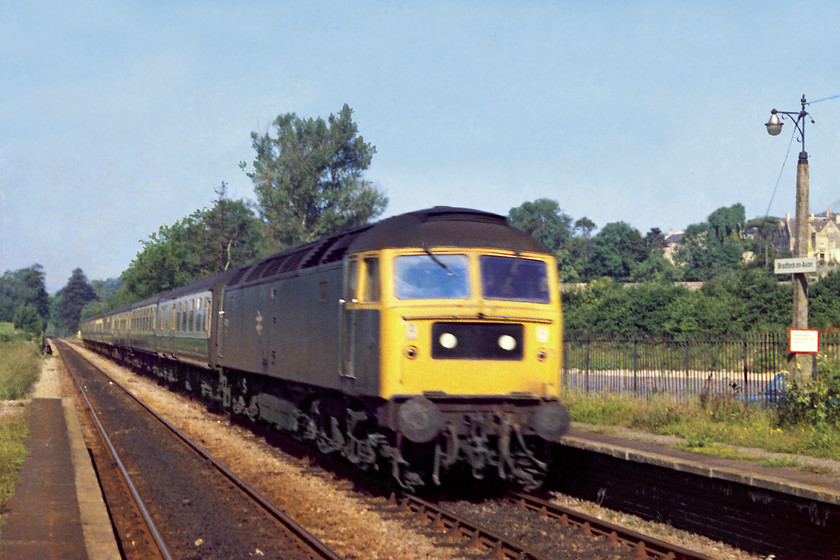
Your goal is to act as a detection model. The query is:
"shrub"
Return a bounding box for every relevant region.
[0,341,40,400]
[777,354,840,427]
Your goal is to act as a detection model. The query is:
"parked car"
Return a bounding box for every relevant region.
[741,373,787,407]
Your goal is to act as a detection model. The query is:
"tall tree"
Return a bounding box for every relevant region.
[583,222,648,281]
[0,264,50,323]
[674,204,749,281]
[54,268,97,335]
[508,199,578,280]
[243,104,387,248]
[508,199,573,252]
[119,195,264,302]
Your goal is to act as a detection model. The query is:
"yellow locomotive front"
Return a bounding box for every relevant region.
[343,226,568,488]
[379,247,562,399]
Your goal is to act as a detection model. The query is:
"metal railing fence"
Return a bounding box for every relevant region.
[562,332,840,401]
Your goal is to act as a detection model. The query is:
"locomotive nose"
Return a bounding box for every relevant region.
[397,396,444,443]
[532,401,570,441]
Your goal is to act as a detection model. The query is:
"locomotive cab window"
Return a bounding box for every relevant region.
[395,253,469,300]
[480,256,550,303]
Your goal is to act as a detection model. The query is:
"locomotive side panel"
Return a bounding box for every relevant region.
[220,265,381,395]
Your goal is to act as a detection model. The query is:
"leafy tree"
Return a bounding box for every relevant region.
[79,278,123,320]
[118,194,264,302]
[508,199,578,280]
[810,269,840,330]
[243,104,387,249]
[707,203,745,241]
[630,250,680,283]
[673,204,749,281]
[13,303,42,338]
[0,265,50,323]
[583,222,648,281]
[574,217,596,239]
[644,227,666,249]
[54,268,97,335]
[508,199,573,252]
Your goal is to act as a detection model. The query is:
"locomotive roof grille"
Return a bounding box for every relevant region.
[227,268,249,286]
[224,207,548,289]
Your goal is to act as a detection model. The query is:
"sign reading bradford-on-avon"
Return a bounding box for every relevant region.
[774,257,818,275]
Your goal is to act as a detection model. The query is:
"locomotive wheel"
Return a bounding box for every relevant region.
[309,399,340,455]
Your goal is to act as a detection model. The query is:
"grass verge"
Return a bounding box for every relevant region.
[0,340,40,400]
[563,390,840,462]
[0,411,28,514]
[0,338,39,515]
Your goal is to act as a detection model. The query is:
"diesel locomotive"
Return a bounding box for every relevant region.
[81,207,569,489]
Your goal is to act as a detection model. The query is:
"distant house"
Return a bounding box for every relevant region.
[783,209,840,263]
[662,228,684,264]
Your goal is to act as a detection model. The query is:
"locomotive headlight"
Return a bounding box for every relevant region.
[439,332,458,349]
[498,334,517,351]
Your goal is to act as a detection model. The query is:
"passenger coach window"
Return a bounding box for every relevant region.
[395,254,469,300]
[480,256,550,303]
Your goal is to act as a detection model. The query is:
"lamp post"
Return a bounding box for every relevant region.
[765,95,814,376]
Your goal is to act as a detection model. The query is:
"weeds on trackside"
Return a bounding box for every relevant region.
[563,385,840,465]
[0,412,28,515]
[0,331,40,514]
[0,338,40,400]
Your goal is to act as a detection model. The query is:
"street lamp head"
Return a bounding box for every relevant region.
[765,111,783,136]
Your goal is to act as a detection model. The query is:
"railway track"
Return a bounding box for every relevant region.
[63,339,739,559]
[389,491,713,560]
[56,340,342,560]
[505,491,713,560]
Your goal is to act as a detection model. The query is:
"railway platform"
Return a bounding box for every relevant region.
[0,349,119,560]
[557,424,840,557]
[561,423,840,504]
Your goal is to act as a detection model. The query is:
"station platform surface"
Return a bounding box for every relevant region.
[0,350,119,560]
[562,423,840,506]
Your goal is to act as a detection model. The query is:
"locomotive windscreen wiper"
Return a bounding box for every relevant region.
[424,247,458,277]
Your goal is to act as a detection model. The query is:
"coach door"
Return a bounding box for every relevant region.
[215,286,226,360]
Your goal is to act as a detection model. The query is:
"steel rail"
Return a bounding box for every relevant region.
[60,344,172,560]
[506,491,714,560]
[60,341,343,560]
[393,493,549,560]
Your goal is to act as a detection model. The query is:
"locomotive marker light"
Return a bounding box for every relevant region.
[765,95,814,378]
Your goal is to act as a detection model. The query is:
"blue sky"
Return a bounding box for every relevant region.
[2,1,840,292]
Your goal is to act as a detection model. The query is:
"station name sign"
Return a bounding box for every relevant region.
[774,257,817,275]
